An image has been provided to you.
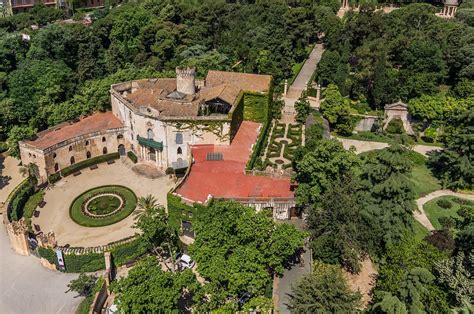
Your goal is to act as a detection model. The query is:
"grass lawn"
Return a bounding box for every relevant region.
[412,220,430,242]
[409,163,441,198]
[423,196,473,230]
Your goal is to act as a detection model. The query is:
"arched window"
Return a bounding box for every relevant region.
[103,147,108,155]
[131,134,134,140]
[102,137,106,142]
[54,163,59,172]
[33,154,36,158]
[69,146,73,152]
[175,133,183,144]
[28,153,31,157]
[85,140,89,146]
[86,151,91,159]
[147,129,153,139]
[177,147,182,155]
[70,156,75,165]
[117,134,124,140]
[53,153,57,158]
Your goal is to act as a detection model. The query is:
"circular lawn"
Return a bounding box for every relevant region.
[70,185,137,227]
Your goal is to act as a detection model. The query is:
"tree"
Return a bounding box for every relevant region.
[307,176,369,273]
[7,125,37,158]
[112,256,200,312]
[320,84,356,136]
[66,273,98,297]
[427,109,473,190]
[133,195,177,259]
[435,252,473,306]
[294,91,311,123]
[295,138,359,206]
[408,95,470,123]
[288,261,361,313]
[189,201,305,306]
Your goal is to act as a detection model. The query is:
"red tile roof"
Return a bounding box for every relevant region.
[176,121,294,202]
[24,112,123,150]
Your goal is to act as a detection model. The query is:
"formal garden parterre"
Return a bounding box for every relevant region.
[69,185,137,227]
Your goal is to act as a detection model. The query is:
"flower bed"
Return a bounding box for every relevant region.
[69,185,137,227]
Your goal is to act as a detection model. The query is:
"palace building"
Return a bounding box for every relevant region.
[19,67,272,183]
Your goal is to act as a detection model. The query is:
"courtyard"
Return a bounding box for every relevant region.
[31,161,174,247]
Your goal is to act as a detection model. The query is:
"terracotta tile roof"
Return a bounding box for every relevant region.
[24,112,123,150]
[205,70,272,93]
[200,84,241,105]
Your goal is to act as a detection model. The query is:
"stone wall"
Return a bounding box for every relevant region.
[5,218,29,256]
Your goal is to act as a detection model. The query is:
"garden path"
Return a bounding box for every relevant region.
[337,137,442,156]
[268,124,292,169]
[0,155,23,207]
[414,190,474,231]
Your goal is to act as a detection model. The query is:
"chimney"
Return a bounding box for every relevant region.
[176,66,196,95]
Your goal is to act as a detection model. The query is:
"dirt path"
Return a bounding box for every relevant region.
[343,257,377,308]
[415,190,474,231]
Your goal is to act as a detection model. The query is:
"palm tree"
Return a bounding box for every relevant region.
[133,194,178,271]
[19,163,39,186]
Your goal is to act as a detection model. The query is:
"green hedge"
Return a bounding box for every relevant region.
[69,185,137,227]
[9,180,34,221]
[247,119,271,170]
[48,153,120,183]
[0,142,8,153]
[38,247,105,273]
[111,238,149,266]
[127,151,138,163]
[229,92,245,142]
[23,190,45,230]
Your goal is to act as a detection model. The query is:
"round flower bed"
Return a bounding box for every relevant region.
[70,185,137,227]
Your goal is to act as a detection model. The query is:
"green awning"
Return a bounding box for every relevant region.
[138,135,163,151]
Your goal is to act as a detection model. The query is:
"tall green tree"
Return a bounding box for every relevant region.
[288,261,361,313]
[7,125,37,158]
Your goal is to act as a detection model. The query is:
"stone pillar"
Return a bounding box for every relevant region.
[316,84,321,104]
[283,79,288,96]
[6,218,29,256]
[104,252,112,291]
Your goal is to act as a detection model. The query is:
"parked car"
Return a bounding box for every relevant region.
[176,253,195,269]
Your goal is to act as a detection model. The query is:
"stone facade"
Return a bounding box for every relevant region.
[383,101,414,135]
[6,218,29,256]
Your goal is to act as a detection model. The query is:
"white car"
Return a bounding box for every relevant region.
[177,253,195,269]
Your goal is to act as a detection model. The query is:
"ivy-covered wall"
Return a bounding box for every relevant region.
[243,92,270,123]
[167,193,210,234]
[229,92,245,141]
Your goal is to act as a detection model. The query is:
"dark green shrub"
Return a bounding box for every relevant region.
[437,199,452,209]
[438,216,455,229]
[385,118,405,134]
[165,167,174,175]
[61,153,119,177]
[48,172,61,184]
[9,181,34,221]
[127,151,137,164]
[0,142,8,153]
[38,247,105,273]
[111,238,149,266]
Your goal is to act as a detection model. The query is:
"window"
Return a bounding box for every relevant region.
[117,134,124,140]
[54,163,59,172]
[177,147,182,155]
[86,151,91,159]
[131,134,134,140]
[53,153,57,158]
[85,140,89,146]
[28,153,31,157]
[69,146,73,152]
[103,147,108,155]
[33,154,36,158]
[70,156,75,165]
[175,133,183,144]
[147,129,153,139]
[102,137,106,142]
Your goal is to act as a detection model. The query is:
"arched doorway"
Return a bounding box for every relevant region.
[86,151,91,159]
[70,156,75,165]
[148,147,156,161]
[147,129,154,139]
[54,163,59,172]
[118,144,126,156]
[103,147,108,155]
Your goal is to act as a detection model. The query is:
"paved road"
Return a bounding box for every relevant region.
[0,214,82,314]
[274,220,311,313]
[414,190,474,231]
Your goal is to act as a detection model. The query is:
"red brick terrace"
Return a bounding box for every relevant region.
[176,121,294,203]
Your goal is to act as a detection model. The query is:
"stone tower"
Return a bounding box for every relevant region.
[176,66,196,95]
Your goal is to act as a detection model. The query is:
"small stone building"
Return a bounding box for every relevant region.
[383,101,414,135]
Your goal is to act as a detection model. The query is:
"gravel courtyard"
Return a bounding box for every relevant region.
[32,161,174,247]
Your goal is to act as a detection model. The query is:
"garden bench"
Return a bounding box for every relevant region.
[73,171,81,176]
[90,164,99,170]
[34,224,41,232]
[107,160,115,165]
[38,201,46,208]
[33,210,40,218]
